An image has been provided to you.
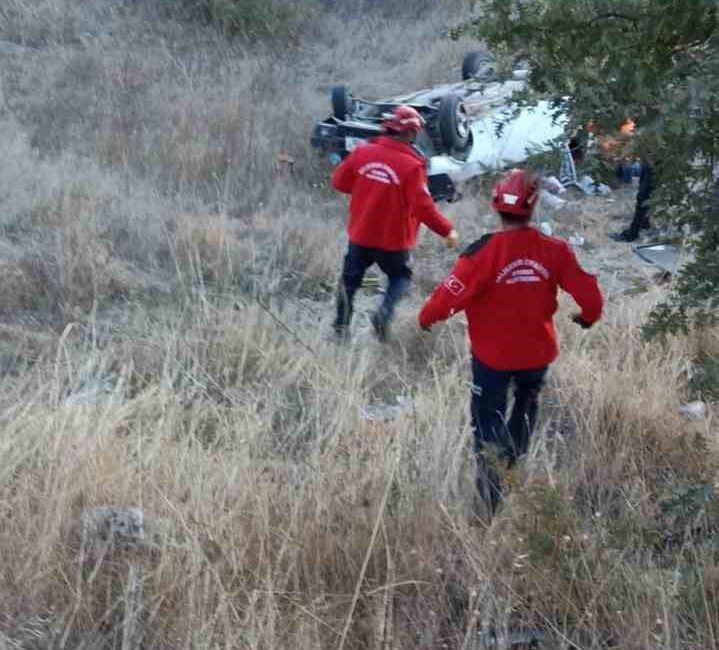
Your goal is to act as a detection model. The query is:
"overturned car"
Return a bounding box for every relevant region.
[311,52,566,202]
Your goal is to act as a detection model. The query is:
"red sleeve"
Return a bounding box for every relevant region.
[418,254,491,329]
[404,166,454,237]
[557,244,604,324]
[331,153,356,194]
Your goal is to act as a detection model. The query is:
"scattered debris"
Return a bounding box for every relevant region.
[541,175,565,195]
[568,233,585,248]
[559,143,580,189]
[634,242,681,275]
[578,174,610,196]
[539,188,567,210]
[539,221,554,236]
[559,146,610,195]
[361,396,414,422]
[679,401,707,420]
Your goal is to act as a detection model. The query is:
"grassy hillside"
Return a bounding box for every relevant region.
[0,1,718,648]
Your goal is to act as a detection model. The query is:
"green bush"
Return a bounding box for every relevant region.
[689,353,719,401]
[468,0,719,336]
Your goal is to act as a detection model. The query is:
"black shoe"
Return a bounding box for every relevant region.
[609,229,638,242]
[370,309,389,342]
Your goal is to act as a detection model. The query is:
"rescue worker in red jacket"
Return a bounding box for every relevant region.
[419,169,604,514]
[331,105,459,341]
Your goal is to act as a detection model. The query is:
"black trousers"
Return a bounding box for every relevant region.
[626,164,655,239]
[470,356,548,514]
[334,242,412,330]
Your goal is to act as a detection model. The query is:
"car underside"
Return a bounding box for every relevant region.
[311,52,566,202]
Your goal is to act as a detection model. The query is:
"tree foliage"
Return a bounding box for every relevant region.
[467,0,719,334]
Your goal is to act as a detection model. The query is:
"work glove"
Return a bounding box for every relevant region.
[445,229,459,249]
[571,313,593,329]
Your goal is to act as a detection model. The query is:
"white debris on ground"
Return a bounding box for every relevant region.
[578,175,611,196]
[539,189,567,211]
[546,187,667,294]
[361,395,414,422]
[634,242,683,275]
[539,221,554,236]
[568,233,585,248]
[679,401,707,420]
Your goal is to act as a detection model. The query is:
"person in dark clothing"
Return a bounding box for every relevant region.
[568,127,586,164]
[611,164,655,242]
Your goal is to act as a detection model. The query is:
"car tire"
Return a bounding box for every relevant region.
[438,94,470,151]
[331,84,352,120]
[462,51,495,81]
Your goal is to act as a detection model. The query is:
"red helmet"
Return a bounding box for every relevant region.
[491,169,539,218]
[382,105,425,134]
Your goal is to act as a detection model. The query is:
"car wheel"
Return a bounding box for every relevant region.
[438,94,470,151]
[331,84,352,120]
[462,51,495,81]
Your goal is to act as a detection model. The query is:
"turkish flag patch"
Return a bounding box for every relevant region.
[444,275,466,296]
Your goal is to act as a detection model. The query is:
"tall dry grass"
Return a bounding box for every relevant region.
[0,291,717,649]
[0,1,718,648]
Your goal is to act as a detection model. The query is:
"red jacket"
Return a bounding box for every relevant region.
[419,227,603,371]
[332,136,454,251]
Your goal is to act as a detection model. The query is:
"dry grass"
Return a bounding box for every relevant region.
[0,1,718,649]
[1,291,717,649]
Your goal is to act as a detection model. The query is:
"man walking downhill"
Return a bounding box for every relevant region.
[331,105,459,341]
[418,169,604,515]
